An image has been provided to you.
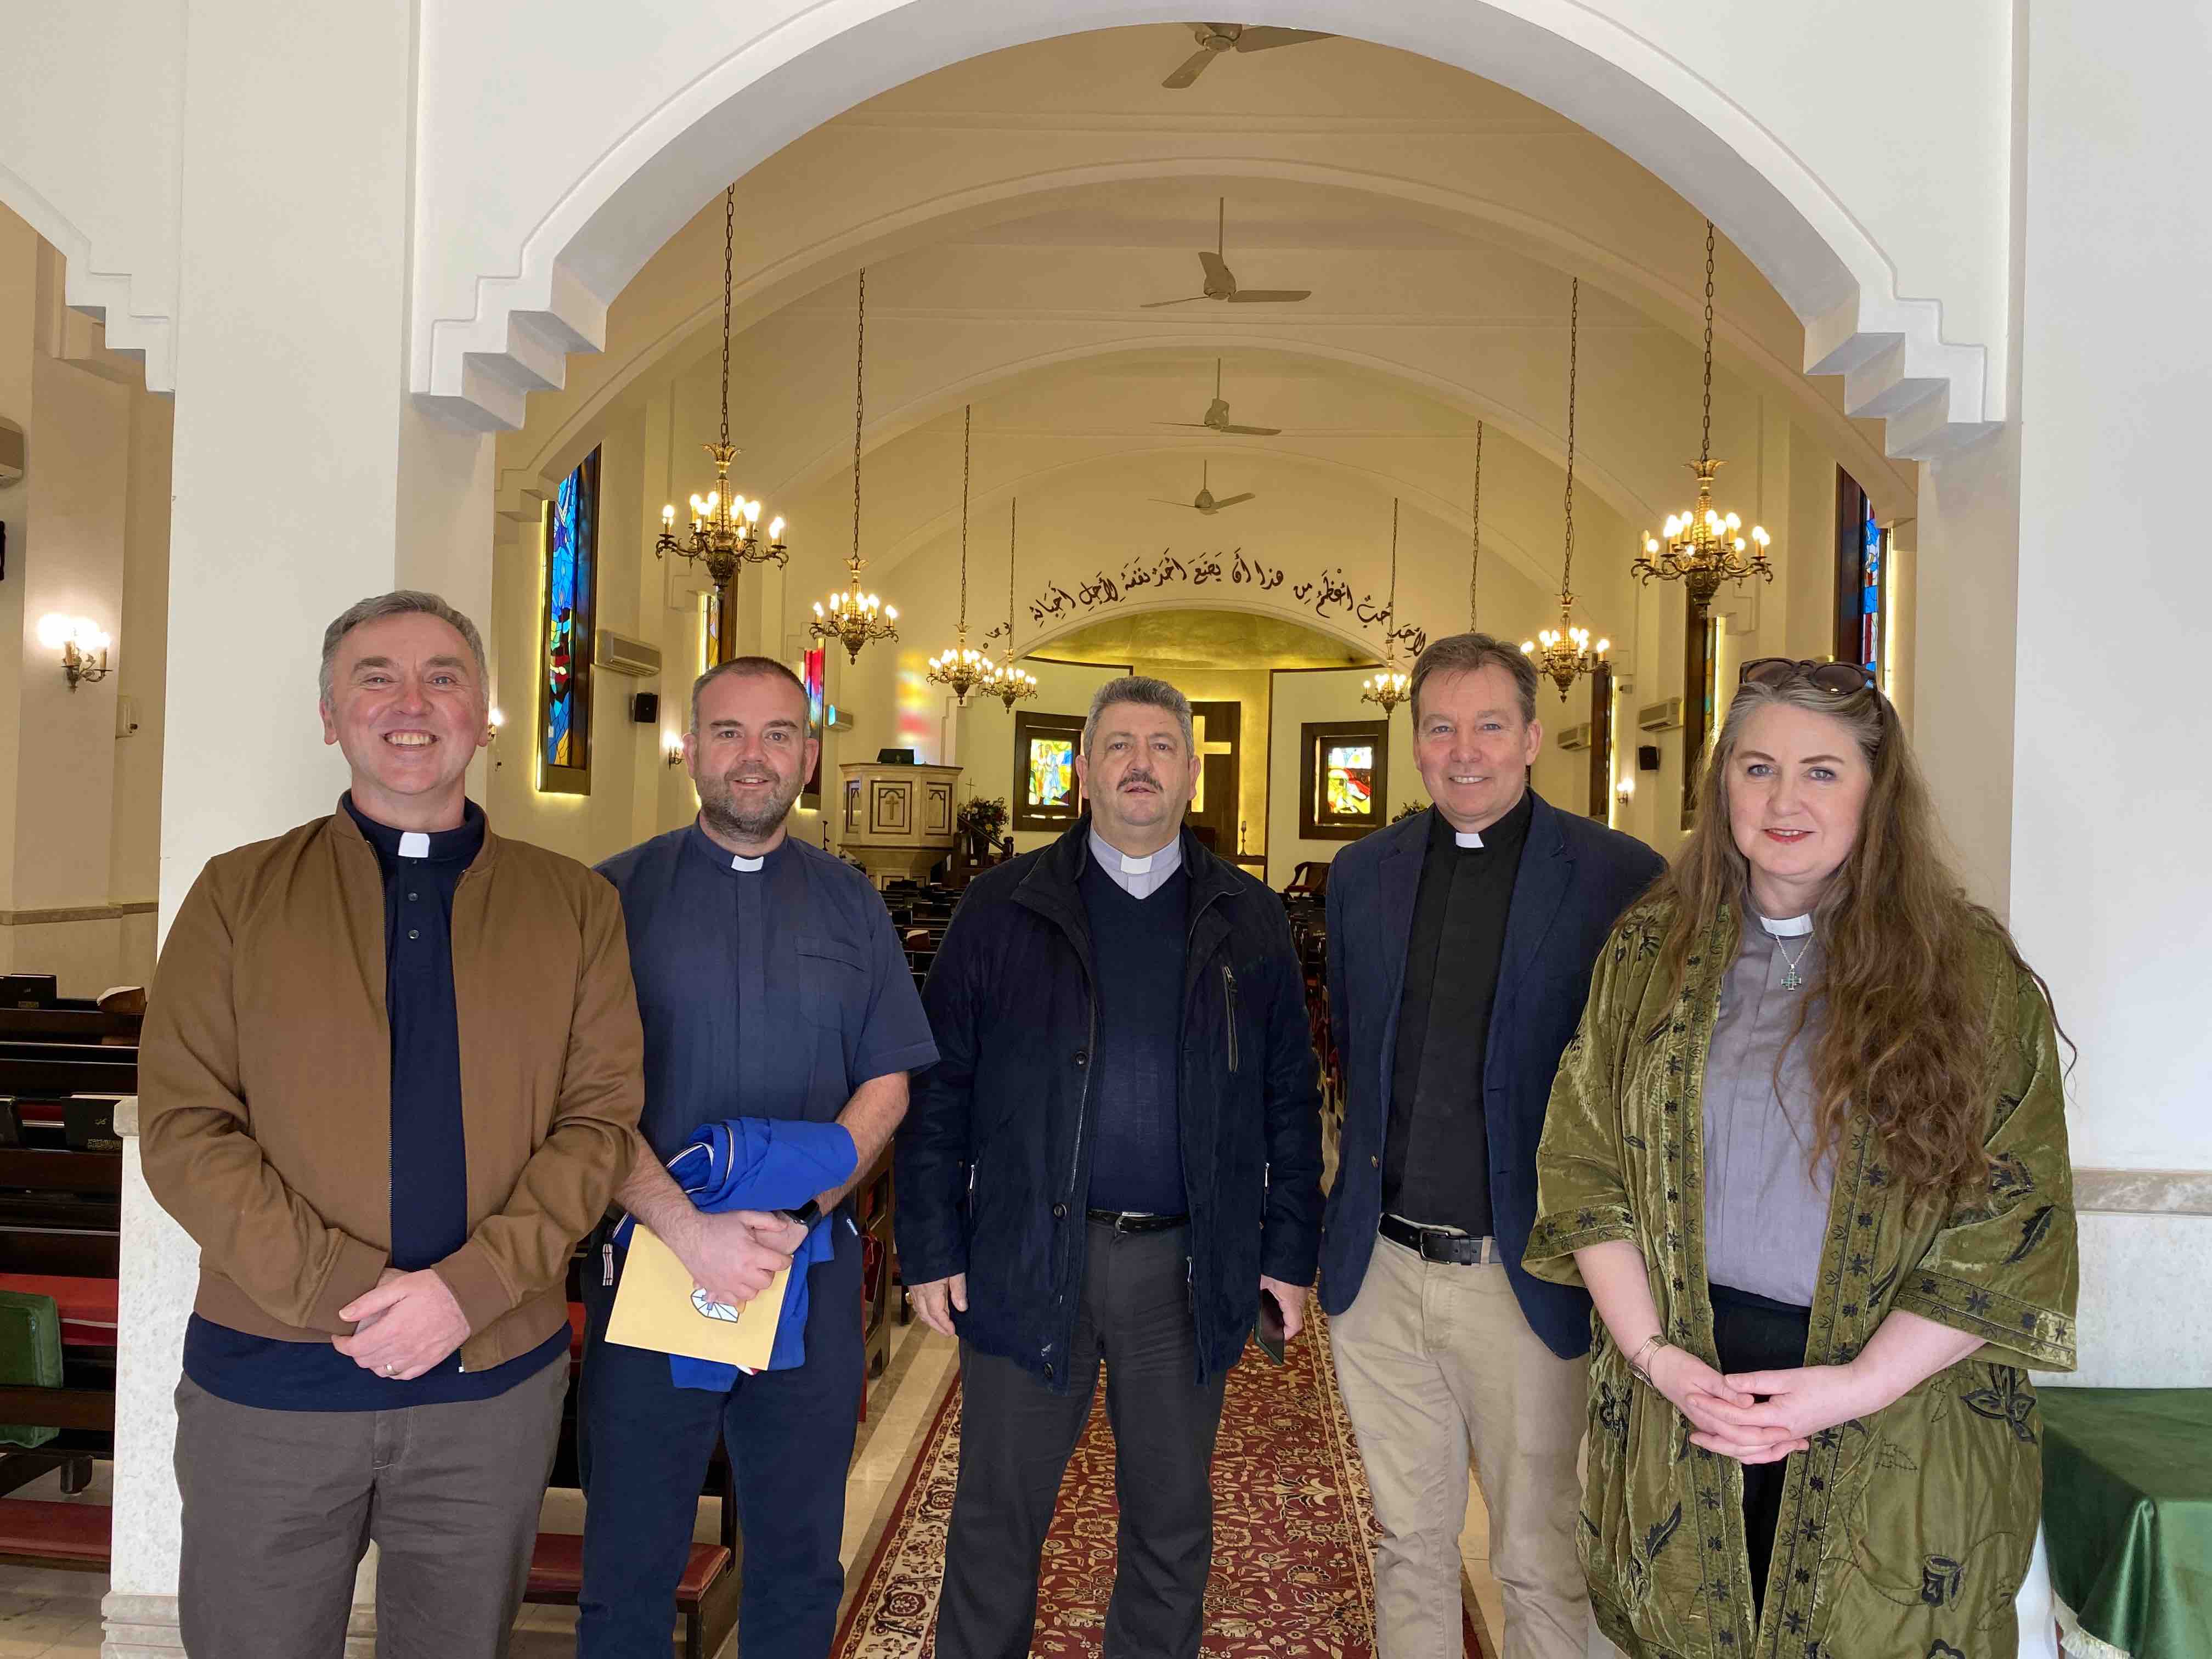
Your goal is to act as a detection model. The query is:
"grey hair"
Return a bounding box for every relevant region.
[319,591,489,708]
[1407,631,1539,728]
[1081,675,1194,756]
[690,655,809,733]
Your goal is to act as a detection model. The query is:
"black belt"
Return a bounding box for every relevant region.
[1379,1214,1502,1266]
[1086,1209,1189,1234]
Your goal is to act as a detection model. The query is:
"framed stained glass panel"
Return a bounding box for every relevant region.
[1012,711,1085,832]
[799,646,827,809]
[537,447,600,795]
[1300,719,1389,840]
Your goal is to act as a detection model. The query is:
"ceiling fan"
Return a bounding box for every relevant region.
[1161,22,1333,89]
[1158,360,1282,437]
[1143,198,1312,308]
[1152,461,1256,516]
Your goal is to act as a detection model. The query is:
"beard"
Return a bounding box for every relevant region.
[698,767,804,844]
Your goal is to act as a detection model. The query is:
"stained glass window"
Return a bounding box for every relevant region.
[1833,469,1888,687]
[1029,738,1074,808]
[800,646,826,809]
[1301,719,1389,840]
[537,447,599,794]
[1011,712,1085,831]
[1857,497,1886,678]
[1325,744,1374,817]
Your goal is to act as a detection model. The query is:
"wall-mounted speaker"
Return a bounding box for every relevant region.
[631,692,659,725]
[1637,744,1661,772]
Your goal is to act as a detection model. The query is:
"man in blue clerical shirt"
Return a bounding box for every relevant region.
[578,657,938,1659]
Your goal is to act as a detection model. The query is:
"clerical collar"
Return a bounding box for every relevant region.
[1758,911,1815,938]
[1088,826,1182,879]
[343,794,484,865]
[685,821,787,877]
[1429,788,1532,856]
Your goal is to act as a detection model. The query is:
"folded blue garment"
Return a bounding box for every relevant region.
[615,1118,857,1390]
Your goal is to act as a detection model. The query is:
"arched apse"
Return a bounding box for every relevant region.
[417,5,2002,453]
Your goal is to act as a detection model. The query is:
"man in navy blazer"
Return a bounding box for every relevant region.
[1320,633,1663,1659]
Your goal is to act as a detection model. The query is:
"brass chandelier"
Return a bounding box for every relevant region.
[1361,499,1411,714]
[978,497,1037,710]
[1523,278,1611,699]
[926,405,996,706]
[811,269,899,665]
[1632,221,1773,612]
[657,185,787,662]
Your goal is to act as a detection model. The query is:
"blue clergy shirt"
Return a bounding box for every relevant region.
[182,794,568,1409]
[596,825,939,1163]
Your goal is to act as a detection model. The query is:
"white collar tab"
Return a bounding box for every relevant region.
[1453,829,1484,849]
[397,831,431,860]
[1758,911,1814,938]
[731,853,764,873]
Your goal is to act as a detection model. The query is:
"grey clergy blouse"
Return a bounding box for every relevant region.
[1701,911,1835,1308]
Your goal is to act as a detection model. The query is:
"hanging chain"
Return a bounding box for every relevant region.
[1387,498,1400,636]
[1469,421,1483,629]
[1007,496,1019,638]
[1562,278,1579,597]
[958,404,972,634]
[1700,219,1715,466]
[719,187,734,449]
[850,269,866,571]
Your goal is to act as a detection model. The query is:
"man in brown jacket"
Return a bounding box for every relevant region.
[140,590,643,1659]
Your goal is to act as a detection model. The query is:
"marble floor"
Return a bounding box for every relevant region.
[0,1318,1506,1657]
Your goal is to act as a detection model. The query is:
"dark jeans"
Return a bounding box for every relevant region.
[936,1220,1230,1659]
[172,1358,567,1659]
[576,1220,864,1659]
[1708,1280,1813,1624]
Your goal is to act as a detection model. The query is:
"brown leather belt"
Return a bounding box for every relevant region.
[1379,1214,1502,1266]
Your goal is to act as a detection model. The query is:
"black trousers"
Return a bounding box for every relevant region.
[1707,1280,1813,1626]
[575,1221,864,1659]
[936,1220,1230,1659]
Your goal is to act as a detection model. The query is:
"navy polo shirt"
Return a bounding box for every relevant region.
[182,796,568,1409]
[596,825,938,1162]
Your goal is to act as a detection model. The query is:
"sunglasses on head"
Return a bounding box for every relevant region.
[1739,657,1877,696]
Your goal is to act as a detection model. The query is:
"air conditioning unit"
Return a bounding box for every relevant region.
[594,629,663,678]
[1637,697,1683,733]
[1555,723,1591,752]
[825,705,854,732]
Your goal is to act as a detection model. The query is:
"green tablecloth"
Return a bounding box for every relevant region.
[2040,1387,2212,1659]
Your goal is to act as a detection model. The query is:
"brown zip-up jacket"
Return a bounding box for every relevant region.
[139,803,643,1372]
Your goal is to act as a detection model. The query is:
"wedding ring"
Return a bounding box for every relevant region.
[383,1364,397,1377]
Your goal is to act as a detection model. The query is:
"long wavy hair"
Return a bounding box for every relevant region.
[1649,674,2065,1205]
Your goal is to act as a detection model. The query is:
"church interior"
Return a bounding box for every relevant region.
[0,5,2206,1656]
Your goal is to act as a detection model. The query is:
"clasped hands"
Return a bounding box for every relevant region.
[1646,1345,1889,1465]
[673,1207,810,1311]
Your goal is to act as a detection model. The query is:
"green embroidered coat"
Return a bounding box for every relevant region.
[1525,899,2077,1659]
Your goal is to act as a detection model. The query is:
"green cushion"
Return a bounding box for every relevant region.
[0,1290,65,1448]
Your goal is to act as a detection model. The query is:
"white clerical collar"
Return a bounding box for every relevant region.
[731,853,764,872]
[397,831,430,859]
[1758,911,1814,938]
[1090,828,1177,874]
[1453,828,1483,849]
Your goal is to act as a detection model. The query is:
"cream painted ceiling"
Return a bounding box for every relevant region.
[500,23,1916,663]
[1045,607,1370,670]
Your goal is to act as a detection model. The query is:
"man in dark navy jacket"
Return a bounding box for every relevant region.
[899,675,1322,1659]
[1321,633,1663,1659]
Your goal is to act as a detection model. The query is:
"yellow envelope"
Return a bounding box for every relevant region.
[604,1221,790,1373]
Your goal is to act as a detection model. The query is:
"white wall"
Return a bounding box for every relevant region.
[2009,2,2212,1175]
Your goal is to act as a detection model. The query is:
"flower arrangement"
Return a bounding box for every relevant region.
[1392,800,1427,823]
[957,796,1011,840]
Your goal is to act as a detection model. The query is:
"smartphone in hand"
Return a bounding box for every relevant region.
[1255,1288,1289,1366]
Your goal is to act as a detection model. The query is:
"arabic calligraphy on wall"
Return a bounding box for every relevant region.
[983,549,1428,659]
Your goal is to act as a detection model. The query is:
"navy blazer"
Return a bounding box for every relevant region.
[1318,792,1664,1357]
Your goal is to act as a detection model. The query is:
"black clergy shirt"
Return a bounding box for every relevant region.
[596,825,938,1164]
[182,794,568,1409]
[1381,788,1532,1235]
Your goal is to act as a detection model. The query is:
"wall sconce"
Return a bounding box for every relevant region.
[1616,774,1637,805]
[665,736,688,770]
[485,706,505,743]
[38,614,112,690]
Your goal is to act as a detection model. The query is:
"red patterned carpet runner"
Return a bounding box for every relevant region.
[834,1312,1488,1658]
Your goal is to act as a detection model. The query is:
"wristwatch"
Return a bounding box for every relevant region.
[780,1198,822,1229]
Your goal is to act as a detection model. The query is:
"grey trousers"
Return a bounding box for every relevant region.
[172,1358,567,1659]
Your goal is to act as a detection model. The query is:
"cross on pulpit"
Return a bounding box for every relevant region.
[1191,713,1235,814]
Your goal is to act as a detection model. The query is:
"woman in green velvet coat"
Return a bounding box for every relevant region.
[1526,659,2076,1659]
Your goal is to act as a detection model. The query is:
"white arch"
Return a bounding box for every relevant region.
[420,0,1996,452]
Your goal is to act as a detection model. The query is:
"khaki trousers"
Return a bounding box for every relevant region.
[1332,1232,1589,1659]
[173,1359,567,1659]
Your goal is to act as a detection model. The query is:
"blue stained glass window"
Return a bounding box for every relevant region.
[538,448,599,789]
[1858,498,1883,677]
